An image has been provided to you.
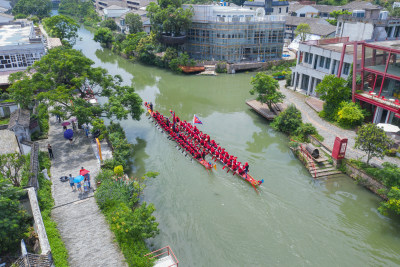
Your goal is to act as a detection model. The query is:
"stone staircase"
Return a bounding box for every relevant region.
[306,157,341,178]
[199,65,216,75]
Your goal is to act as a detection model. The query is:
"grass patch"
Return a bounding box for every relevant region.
[0,117,9,125]
[37,152,69,267]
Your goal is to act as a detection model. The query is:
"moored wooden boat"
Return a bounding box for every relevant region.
[179,66,205,73]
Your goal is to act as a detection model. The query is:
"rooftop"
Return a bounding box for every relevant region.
[0,129,19,155]
[0,23,34,46]
[285,16,336,36]
[8,109,31,130]
[341,1,382,10]
[104,4,128,10]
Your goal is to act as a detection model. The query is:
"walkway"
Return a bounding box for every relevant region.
[279,81,400,167]
[39,116,127,267]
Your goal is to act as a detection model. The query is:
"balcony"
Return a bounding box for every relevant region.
[356,91,400,112]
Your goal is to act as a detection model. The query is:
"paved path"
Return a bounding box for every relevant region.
[279,81,400,167]
[39,116,127,267]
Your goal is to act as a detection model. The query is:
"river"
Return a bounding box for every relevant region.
[74,27,400,266]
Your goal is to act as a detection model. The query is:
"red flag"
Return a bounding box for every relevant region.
[193,114,203,125]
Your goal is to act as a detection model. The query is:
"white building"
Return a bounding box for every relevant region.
[291,38,354,96]
[288,2,341,18]
[0,21,46,72]
[243,0,289,15]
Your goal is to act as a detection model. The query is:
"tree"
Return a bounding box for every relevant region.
[355,123,393,165]
[271,104,302,135]
[336,101,364,128]
[316,75,351,121]
[100,19,118,31]
[326,10,351,25]
[379,186,400,215]
[250,72,285,110]
[8,47,144,127]
[146,1,193,36]
[295,23,311,42]
[94,27,114,47]
[43,15,79,45]
[125,13,143,34]
[12,0,51,19]
[0,153,29,187]
[0,178,30,253]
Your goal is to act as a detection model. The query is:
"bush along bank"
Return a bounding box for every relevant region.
[271,104,324,143]
[94,123,160,266]
[37,152,69,267]
[343,159,400,216]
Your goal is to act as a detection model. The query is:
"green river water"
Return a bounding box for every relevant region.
[75,27,400,266]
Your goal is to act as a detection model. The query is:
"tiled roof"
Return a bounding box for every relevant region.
[341,1,381,10]
[312,4,341,13]
[285,16,336,36]
[105,5,127,10]
[272,1,289,6]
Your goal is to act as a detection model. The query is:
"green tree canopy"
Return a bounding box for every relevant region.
[12,0,51,19]
[147,2,193,36]
[250,72,285,110]
[125,13,143,34]
[100,19,118,31]
[8,47,143,126]
[59,0,98,19]
[94,27,114,47]
[43,15,79,45]
[271,104,303,135]
[336,101,364,128]
[326,10,351,25]
[0,178,30,254]
[355,123,393,165]
[316,75,351,120]
[295,23,311,42]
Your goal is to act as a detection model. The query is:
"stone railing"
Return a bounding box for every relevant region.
[28,142,40,190]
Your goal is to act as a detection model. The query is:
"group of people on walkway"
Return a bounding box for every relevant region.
[146,103,250,177]
[68,167,91,193]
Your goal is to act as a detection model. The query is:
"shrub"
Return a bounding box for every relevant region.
[336,101,364,128]
[379,186,400,215]
[271,105,302,135]
[0,178,30,254]
[95,169,114,184]
[37,102,49,135]
[294,123,317,142]
[95,179,138,209]
[114,165,124,177]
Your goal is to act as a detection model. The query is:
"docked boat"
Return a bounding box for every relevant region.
[179,66,205,73]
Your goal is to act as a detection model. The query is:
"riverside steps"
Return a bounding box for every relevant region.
[39,116,127,267]
[246,99,287,120]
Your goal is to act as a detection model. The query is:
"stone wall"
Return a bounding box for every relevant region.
[344,162,388,200]
[26,187,53,263]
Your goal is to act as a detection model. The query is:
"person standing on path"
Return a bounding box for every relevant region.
[47,144,54,159]
[69,174,75,191]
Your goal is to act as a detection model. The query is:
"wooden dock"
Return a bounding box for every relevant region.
[246,99,286,120]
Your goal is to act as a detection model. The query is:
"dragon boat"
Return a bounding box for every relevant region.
[145,103,215,170]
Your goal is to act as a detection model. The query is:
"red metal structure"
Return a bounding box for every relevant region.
[145,246,179,267]
[338,41,400,124]
[332,137,348,160]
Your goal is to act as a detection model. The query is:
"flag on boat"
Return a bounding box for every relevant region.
[193,114,203,125]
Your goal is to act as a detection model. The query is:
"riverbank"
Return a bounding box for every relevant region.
[279,81,400,168]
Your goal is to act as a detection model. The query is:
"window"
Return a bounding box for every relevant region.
[304,52,309,63]
[300,14,305,17]
[286,7,288,13]
[319,56,325,68]
[325,58,331,69]
[331,60,337,74]
[343,63,350,75]
[313,55,318,69]
[279,8,281,13]
[308,53,313,64]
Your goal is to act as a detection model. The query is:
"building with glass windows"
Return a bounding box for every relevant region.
[0,21,45,72]
[345,40,400,125]
[291,37,354,96]
[184,5,285,63]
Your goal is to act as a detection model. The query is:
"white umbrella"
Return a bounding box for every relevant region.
[377,123,400,133]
